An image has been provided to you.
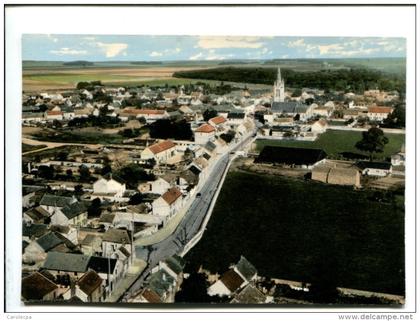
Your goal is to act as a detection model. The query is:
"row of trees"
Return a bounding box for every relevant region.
[174,67,405,95]
[149,119,193,141]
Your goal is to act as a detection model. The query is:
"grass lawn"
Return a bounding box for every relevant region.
[185,171,405,295]
[255,130,405,160]
[32,131,125,145]
[22,143,47,153]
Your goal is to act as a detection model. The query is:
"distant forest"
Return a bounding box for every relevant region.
[63,60,94,66]
[173,67,405,94]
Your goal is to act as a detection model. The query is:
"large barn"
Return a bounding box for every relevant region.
[255,146,327,169]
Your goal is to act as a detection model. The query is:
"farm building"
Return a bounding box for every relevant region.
[312,165,361,187]
[357,161,392,177]
[255,146,327,169]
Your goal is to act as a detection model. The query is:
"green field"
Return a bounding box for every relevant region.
[255,130,405,159]
[185,171,405,295]
[32,131,125,145]
[22,143,47,153]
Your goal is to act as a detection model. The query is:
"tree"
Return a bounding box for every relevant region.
[128,193,143,205]
[74,184,84,196]
[291,88,302,97]
[203,109,218,121]
[101,164,112,176]
[115,164,155,189]
[56,151,69,161]
[66,169,73,179]
[79,165,91,182]
[88,198,102,218]
[383,105,405,128]
[175,272,212,303]
[355,127,389,161]
[37,165,55,180]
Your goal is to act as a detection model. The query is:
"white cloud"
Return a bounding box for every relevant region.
[49,47,87,55]
[46,34,58,43]
[189,53,204,60]
[318,44,344,55]
[150,51,163,57]
[95,42,128,58]
[287,39,306,48]
[197,36,264,49]
[149,48,181,58]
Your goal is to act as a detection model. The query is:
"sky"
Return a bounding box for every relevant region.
[22,35,406,61]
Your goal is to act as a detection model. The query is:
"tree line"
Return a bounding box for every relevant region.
[173,67,405,94]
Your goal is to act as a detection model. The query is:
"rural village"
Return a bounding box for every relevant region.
[21,65,405,306]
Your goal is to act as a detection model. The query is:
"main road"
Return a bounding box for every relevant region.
[121,129,257,301]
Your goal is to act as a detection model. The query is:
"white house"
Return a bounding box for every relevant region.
[50,201,88,226]
[138,177,172,195]
[44,110,64,121]
[367,106,393,121]
[152,187,183,222]
[194,124,216,145]
[311,119,328,134]
[358,161,392,177]
[101,228,132,258]
[141,140,176,164]
[391,152,405,166]
[92,176,126,200]
[120,108,169,123]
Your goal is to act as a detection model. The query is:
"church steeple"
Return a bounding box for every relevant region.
[277,67,282,82]
[273,66,285,103]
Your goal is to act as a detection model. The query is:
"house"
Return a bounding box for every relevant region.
[23,206,51,224]
[92,176,126,201]
[51,201,88,226]
[21,272,59,302]
[367,106,393,121]
[208,256,257,297]
[119,108,169,123]
[44,110,64,121]
[209,115,227,129]
[141,269,177,303]
[208,269,245,297]
[312,165,361,187]
[74,270,104,303]
[102,228,132,258]
[233,256,258,283]
[22,112,44,124]
[42,252,119,294]
[39,194,77,216]
[313,106,333,117]
[391,152,405,166]
[357,161,392,177]
[230,284,267,304]
[138,177,172,195]
[311,119,328,134]
[152,187,183,221]
[141,140,176,164]
[271,102,314,121]
[23,232,68,264]
[255,146,327,169]
[42,252,91,278]
[194,124,216,145]
[22,223,48,242]
[227,112,246,125]
[80,234,103,256]
[151,255,185,285]
[139,255,185,303]
[61,106,75,120]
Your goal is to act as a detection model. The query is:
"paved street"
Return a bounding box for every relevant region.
[122,130,256,301]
